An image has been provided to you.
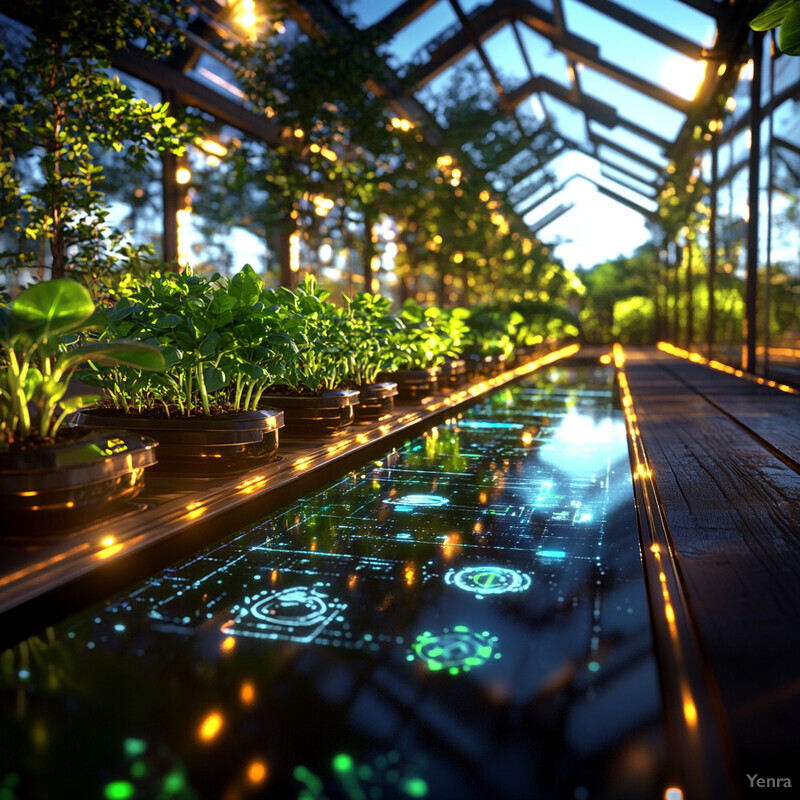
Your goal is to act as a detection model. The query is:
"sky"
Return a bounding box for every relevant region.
[342,0,719,271]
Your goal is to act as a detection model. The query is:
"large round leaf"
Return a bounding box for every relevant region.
[10,280,94,342]
[59,340,166,372]
[779,5,800,53]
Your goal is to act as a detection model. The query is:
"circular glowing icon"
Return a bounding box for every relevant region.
[250,586,330,627]
[386,494,449,507]
[407,626,501,675]
[444,566,531,598]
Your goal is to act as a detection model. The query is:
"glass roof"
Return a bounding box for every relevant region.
[29,0,743,270]
[332,0,731,250]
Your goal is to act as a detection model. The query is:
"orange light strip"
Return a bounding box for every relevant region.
[614,343,728,796]
[657,342,799,395]
[424,344,581,413]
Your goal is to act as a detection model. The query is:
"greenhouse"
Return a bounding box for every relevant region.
[1,1,798,798]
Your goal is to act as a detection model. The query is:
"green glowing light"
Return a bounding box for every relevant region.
[103,781,135,800]
[588,661,600,672]
[333,753,354,773]
[402,777,429,797]
[409,627,502,674]
[130,762,146,779]
[294,765,324,795]
[123,738,147,758]
[162,770,186,794]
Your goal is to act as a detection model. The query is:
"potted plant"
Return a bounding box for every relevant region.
[340,291,403,420]
[462,305,515,377]
[379,299,454,402]
[0,279,164,529]
[75,266,285,474]
[258,275,359,437]
[427,306,470,388]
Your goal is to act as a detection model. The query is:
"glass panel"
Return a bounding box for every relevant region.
[597,147,659,185]
[385,1,459,71]
[588,122,668,169]
[578,68,686,141]
[541,96,589,147]
[562,0,706,99]
[482,24,530,91]
[611,0,717,47]
[0,364,666,799]
[517,25,571,88]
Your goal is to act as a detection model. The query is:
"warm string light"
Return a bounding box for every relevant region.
[657,342,798,395]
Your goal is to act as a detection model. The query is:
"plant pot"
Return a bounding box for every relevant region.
[74,409,283,474]
[437,358,467,389]
[259,389,359,438]
[0,428,156,532]
[355,382,398,420]
[379,368,440,403]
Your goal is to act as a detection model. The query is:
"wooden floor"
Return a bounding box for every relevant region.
[623,347,800,785]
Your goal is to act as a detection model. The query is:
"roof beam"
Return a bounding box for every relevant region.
[590,131,666,174]
[575,0,705,59]
[673,0,729,21]
[596,157,657,188]
[406,3,510,88]
[504,75,671,150]
[112,46,284,145]
[595,184,655,217]
[510,0,693,112]
[599,168,657,198]
[529,202,574,233]
[371,0,440,38]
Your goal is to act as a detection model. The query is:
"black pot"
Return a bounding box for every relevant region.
[437,358,467,389]
[0,428,156,531]
[355,382,398,420]
[259,389,359,438]
[378,368,439,403]
[74,408,283,474]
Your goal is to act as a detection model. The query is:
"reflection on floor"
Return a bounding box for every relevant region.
[0,364,667,800]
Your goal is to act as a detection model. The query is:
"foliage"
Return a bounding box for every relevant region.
[340,292,405,385]
[612,296,655,344]
[262,275,352,392]
[81,266,296,415]
[390,298,463,370]
[751,0,800,54]
[0,279,164,447]
[0,0,197,282]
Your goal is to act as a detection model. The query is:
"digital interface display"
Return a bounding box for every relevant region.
[0,364,666,799]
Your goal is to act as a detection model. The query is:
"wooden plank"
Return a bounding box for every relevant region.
[655,355,800,467]
[623,349,800,776]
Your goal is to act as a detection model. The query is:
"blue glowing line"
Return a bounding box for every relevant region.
[537,549,567,559]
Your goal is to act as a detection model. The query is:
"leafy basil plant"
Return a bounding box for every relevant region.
[81,266,297,416]
[340,291,406,386]
[261,275,351,393]
[0,279,164,449]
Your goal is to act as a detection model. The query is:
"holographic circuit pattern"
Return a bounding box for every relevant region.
[0,363,667,800]
[444,566,531,598]
[407,626,502,675]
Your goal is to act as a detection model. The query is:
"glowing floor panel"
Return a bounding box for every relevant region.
[0,364,666,799]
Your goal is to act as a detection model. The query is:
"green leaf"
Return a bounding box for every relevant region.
[58,394,102,415]
[750,0,796,30]
[779,5,800,53]
[203,365,228,392]
[9,279,94,342]
[59,340,166,372]
[155,313,184,328]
